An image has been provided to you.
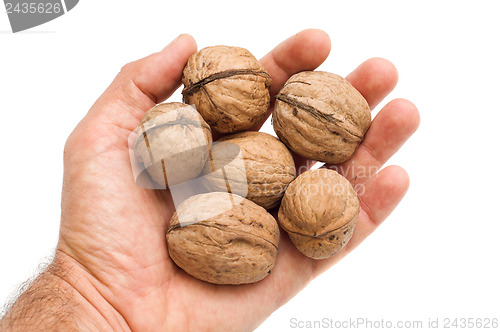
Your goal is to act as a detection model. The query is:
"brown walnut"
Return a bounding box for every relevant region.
[202,131,296,209]
[134,102,212,187]
[273,71,371,164]
[182,46,272,134]
[166,192,280,285]
[278,168,360,259]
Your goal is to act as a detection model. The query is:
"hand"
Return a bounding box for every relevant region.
[1,30,419,332]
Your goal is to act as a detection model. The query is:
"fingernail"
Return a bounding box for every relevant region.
[162,34,184,51]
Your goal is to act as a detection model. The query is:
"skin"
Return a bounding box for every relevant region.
[0,30,420,332]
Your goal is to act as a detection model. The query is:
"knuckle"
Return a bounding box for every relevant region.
[119,60,138,77]
[63,127,83,157]
[63,133,76,162]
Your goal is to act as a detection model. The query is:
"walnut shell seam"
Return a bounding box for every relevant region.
[168,222,279,251]
[276,93,363,142]
[182,69,272,96]
[279,215,357,239]
[135,120,211,148]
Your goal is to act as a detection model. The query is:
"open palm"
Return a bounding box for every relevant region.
[57,30,419,332]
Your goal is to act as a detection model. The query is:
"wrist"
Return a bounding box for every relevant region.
[50,250,131,331]
[0,251,130,332]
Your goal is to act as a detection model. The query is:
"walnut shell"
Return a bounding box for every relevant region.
[134,102,212,187]
[166,192,280,285]
[202,131,296,209]
[278,168,360,259]
[272,71,371,164]
[182,46,272,134]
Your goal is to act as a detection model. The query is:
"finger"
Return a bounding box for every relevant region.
[294,155,317,176]
[311,165,410,276]
[261,29,331,97]
[346,57,399,110]
[292,57,399,171]
[88,34,197,131]
[248,29,331,131]
[326,98,420,183]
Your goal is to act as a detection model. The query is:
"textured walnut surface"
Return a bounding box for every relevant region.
[182,46,272,134]
[278,168,359,259]
[273,71,370,164]
[134,102,212,187]
[203,131,296,209]
[167,192,280,285]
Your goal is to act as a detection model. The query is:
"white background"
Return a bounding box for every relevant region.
[1,1,499,331]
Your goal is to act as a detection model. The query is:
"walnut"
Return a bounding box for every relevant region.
[202,131,296,209]
[182,46,272,134]
[278,168,359,259]
[166,192,280,285]
[272,71,371,164]
[134,102,212,188]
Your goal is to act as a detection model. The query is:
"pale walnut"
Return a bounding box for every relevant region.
[166,192,280,285]
[273,71,371,164]
[202,131,296,209]
[278,168,360,259]
[134,102,212,188]
[182,46,272,134]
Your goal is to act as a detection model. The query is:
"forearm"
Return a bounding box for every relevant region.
[0,252,128,332]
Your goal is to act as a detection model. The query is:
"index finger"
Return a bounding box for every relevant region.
[260,29,331,97]
[248,29,331,131]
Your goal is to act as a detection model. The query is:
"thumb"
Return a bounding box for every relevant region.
[84,34,197,134]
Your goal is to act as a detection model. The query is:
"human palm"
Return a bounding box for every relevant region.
[56,31,419,332]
